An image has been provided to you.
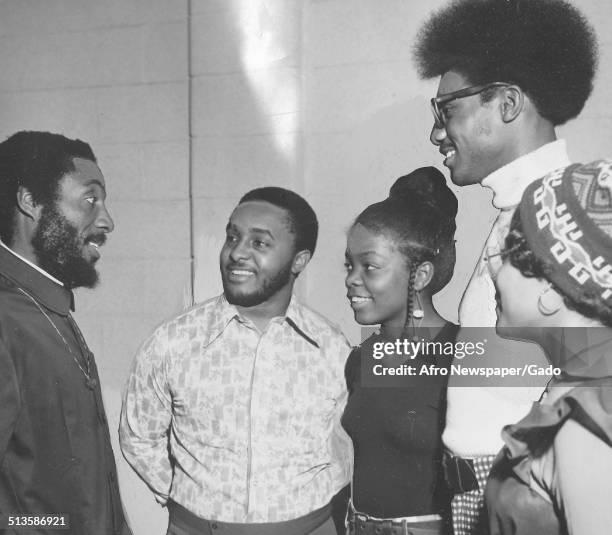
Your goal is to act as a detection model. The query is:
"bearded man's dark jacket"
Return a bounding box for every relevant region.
[0,245,131,535]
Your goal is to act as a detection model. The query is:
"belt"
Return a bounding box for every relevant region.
[442,452,479,495]
[168,501,331,535]
[347,502,443,535]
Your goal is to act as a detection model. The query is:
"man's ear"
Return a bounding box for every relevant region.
[499,85,524,123]
[292,249,312,276]
[16,186,42,222]
[413,261,434,292]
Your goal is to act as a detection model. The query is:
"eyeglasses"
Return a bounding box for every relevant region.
[430,82,511,129]
[484,244,519,281]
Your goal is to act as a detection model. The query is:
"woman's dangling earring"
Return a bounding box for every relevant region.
[413,290,424,319]
[537,284,561,316]
[410,290,425,342]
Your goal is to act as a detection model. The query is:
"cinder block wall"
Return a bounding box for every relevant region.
[190,0,305,303]
[0,1,190,532]
[0,1,611,533]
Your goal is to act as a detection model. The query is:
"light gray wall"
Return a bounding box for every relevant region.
[0,1,611,533]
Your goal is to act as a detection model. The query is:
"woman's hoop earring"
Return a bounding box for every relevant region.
[537,285,560,316]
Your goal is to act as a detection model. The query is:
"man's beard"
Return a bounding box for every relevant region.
[223,261,293,307]
[31,202,104,289]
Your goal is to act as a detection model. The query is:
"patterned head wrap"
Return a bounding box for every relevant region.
[519,160,612,304]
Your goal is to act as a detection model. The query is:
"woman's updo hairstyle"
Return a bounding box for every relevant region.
[389,167,458,293]
[353,167,457,321]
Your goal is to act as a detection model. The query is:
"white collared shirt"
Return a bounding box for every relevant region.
[0,240,64,287]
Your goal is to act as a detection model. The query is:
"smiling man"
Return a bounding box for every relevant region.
[413,1,598,534]
[120,187,351,535]
[0,131,131,534]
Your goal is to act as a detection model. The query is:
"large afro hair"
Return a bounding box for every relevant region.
[413,0,598,126]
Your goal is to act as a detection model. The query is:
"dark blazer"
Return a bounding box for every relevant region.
[0,245,131,535]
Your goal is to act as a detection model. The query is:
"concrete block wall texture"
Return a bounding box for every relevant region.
[301,0,495,341]
[0,1,611,533]
[0,1,190,533]
[190,0,305,307]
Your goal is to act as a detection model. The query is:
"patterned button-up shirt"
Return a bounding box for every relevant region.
[120,294,351,523]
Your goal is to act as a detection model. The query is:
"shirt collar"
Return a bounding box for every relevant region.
[284,297,321,348]
[209,294,321,348]
[481,139,571,209]
[0,241,74,315]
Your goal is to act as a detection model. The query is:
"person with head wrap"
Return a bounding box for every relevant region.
[413,2,599,532]
[341,167,459,535]
[485,160,612,534]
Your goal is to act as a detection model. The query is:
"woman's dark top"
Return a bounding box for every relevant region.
[341,323,458,519]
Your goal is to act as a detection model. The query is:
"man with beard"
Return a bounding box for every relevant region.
[413,1,598,534]
[120,187,351,535]
[0,131,131,534]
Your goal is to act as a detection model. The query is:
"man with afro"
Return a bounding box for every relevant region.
[413,1,598,534]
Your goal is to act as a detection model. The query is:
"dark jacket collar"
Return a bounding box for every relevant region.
[0,245,74,315]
